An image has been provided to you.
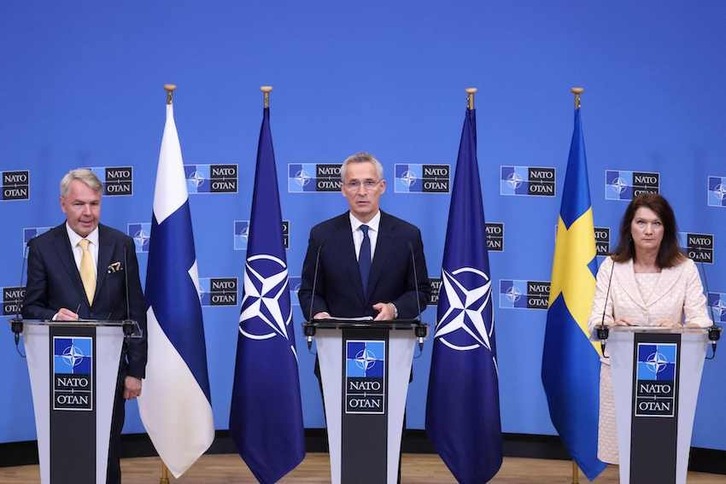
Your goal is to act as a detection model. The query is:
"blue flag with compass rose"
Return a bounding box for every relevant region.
[425,106,502,483]
[229,104,305,483]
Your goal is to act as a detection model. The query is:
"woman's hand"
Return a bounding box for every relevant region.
[656,319,681,328]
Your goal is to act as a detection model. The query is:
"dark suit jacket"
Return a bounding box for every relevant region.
[22,223,148,379]
[298,211,431,320]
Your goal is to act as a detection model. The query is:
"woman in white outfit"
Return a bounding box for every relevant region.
[588,193,712,464]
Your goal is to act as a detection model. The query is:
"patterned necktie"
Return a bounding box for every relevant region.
[78,239,96,305]
[359,225,371,296]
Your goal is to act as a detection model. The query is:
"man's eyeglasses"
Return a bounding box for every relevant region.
[344,179,380,190]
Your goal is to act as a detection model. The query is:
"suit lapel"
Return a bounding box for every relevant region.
[334,214,366,305]
[52,225,87,305]
[615,258,685,309]
[614,259,647,310]
[367,213,393,298]
[95,225,115,305]
[646,263,683,307]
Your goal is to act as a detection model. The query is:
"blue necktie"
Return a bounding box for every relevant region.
[359,225,371,296]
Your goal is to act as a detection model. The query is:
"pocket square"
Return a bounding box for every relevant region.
[107,261,123,273]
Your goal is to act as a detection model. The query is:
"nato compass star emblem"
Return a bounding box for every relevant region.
[133,227,150,249]
[62,345,85,368]
[188,170,205,188]
[505,285,522,304]
[400,170,417,188]
[239,254,296,354]
[611,177,628,194]
[354,349,380,371]
[294,169,312,188]
[506,172,524,190]
[435,266,496,357]
[646,351,669,374]
[238,224,249,241]
[712,298,726,318]
[714,183,726,201]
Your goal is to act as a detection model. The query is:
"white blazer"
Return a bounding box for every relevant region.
[588,256,711,338]
[587,255,711,464]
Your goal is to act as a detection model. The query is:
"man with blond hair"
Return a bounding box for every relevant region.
[23,168,147,484]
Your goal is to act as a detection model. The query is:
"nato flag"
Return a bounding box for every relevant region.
[229,104,305,483]
[426,106,502,483]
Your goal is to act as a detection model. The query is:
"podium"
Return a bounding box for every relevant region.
[304,319,426,484]
[606,326,710,484]
[11,318,139,484]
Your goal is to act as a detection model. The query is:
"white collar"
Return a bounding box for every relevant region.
[66,223,99,248]
[349,211,381,232]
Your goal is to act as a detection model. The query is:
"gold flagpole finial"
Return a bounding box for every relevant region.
[261,85,273,108]
[465,87,478,110]
[164,84,177,105]
[570,86,584,109]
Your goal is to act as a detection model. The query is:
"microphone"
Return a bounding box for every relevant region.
[707,325,722,360]
[697,262,721,360]
[408,242,425,352]
[124,244,130,320]
[596,257,616,355]
[306,243,324,350]
[122,244,133,337]
[11,243,30,356]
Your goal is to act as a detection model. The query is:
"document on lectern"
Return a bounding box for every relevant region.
[323,316,374,321]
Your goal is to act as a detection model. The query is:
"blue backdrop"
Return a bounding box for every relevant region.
[2,0,726,453]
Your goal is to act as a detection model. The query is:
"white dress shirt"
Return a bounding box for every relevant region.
[66,223,99,272]
[349,211,381,262]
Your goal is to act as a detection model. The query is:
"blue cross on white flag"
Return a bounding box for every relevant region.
[138,97,214,478]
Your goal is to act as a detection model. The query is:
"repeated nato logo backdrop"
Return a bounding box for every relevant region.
[1,1,726,454]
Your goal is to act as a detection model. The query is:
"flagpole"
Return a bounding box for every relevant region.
[261,85,272,107]
[164,83,176,105]
[569,85,584,484]
[571,86,583,109]
[466,87,477,110]
[156,82,177,484]
[159,461,169,484]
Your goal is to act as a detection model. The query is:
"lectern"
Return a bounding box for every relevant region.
[606,326,711,484]
[304,319,426,484]
[11,318,139,484]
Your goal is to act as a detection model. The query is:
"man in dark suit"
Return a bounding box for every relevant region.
[22,168,147,484]
[298,152,430,481]
[298,151,430,321]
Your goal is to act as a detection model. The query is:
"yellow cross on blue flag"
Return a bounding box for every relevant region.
[541,101,606,480]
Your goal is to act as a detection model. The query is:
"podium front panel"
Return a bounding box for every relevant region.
[629,332,679,483]
[316,326,416,484]
[49,325,98,483]
[340,328,388,483]
[609,329,707,484]
[24,323,124,484]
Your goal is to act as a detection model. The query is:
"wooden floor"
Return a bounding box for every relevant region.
[1,453,724,483]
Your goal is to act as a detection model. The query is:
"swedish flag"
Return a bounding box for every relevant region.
[541,97,606,480]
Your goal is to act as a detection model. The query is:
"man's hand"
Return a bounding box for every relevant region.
[54,308,79,321]
[313,312,331,319]
[373,302,396,321]
[123,376,142,400]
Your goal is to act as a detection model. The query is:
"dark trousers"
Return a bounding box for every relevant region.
[106,372,126,484]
